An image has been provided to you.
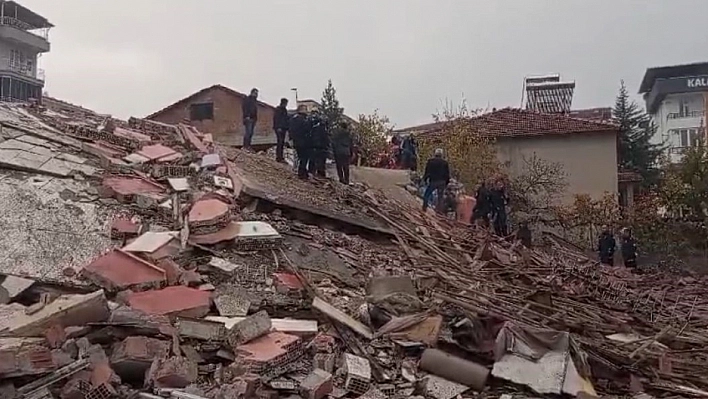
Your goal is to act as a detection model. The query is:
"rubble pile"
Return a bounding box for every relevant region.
[0,101,707,399]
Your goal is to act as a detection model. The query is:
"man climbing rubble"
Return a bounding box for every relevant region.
[241,88,259,151]
[289,104,313,179]
[422,148,450,212]
[597,225,616,266]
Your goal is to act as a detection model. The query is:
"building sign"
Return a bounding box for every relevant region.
[687,77,708,88]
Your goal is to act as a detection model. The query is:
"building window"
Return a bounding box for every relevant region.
[675,128,702,147]
[679,98,690,117]
[189,102,214,121]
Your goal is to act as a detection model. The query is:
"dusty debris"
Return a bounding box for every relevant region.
[147,356,198,389]
[1,291,110,336]
[312,297,373,340]
[420,349,488,392]
[299,368,333,399]
[226,310,272,347]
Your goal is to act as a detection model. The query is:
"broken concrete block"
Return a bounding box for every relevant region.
[126,286,211,318]
[208,257,239,274]
[312,297,372,339]
[423,374,469,399]
[45,324,66,349]
[299,368,333,399]
[313,353,337,373]
[81,249,166,292]
[123,231,177,254]
[227,310,272,347]
[0,337,55,378]
[110,336,170,382]
[109,306,174,336]
[175,318,225,341]
[235,332,303,374]
[272,273,304,294]
[148,357,198,389]
[342,353,371,395]
[4,291,110,337]
[0,275,35,304]
[214,287,250,317]
[420,349,488,392]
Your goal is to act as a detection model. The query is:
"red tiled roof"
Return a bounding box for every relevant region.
[146,84,275,120]
[418,108,618,139]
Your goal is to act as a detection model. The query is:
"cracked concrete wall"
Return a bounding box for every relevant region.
[0,174,112,285]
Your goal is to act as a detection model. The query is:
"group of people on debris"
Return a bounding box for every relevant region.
[420,149,513,238]
[241,88,353,185]
[598,225,638,269]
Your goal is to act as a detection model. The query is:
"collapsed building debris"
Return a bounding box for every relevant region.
[0,100,707,399]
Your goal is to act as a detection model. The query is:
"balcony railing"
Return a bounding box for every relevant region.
[0,17,49,40]
[4,61,44,81]
[667,110,706,120]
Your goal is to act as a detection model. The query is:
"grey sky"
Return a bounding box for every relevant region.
[22,0,708,128]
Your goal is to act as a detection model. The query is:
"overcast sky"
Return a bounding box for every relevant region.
[21,0,708,128]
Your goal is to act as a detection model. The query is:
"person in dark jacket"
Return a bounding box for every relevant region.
[331,121,353,184]
[489,179,509,236]
[272,98,289,162]
[517,221,532,247]
[309,113,329,178]
[241,88,259,150]
[620,227,638,269]
[597,225,616,266]
[289,105,312,179]
[422,148,450,212]
[401,136,418,171]
[471,181,491,227]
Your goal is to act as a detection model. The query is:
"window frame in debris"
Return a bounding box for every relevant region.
[189,102,214,121]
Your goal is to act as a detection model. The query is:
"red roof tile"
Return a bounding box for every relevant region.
[422,108,618,139]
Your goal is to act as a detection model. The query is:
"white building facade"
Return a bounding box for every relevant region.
[0,1,52,102]
[639,63,708,163]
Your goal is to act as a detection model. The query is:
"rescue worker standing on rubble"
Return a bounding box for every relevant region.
[597,225,616,266]
[272,98,289,163]
[241,88,259,151]
[490,179,509,236]
[289,104,313,179]
[621,227,638,269]
[422,148,450,212]
[309,112,329,178]
[331,121,353,184]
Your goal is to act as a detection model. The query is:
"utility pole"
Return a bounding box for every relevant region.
[291,88,298,105]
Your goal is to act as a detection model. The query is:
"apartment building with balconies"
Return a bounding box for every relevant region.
[0,1,51,103]
[639,62,708,163]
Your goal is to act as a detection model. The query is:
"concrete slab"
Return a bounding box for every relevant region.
[37,158,73,177]
[0,176,110,285]
[81,249,166,292]
[138,144,177,161]
[168,178,190,192]
[123,231,177,253]
[0,291,110,336]
[56,153,87,164]
[0,275,34,302]
[0,148,20,162]
[207,316,318,336]
[312,297,372,339]
[126,286,211,318]
[0,139,34,151]
[25,145,54,157]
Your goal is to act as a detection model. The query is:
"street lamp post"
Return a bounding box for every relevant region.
[291,88,298,105]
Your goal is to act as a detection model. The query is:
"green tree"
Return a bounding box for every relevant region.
[613,80,664,187]
[354,110,392,166]
[320,79,344,127]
